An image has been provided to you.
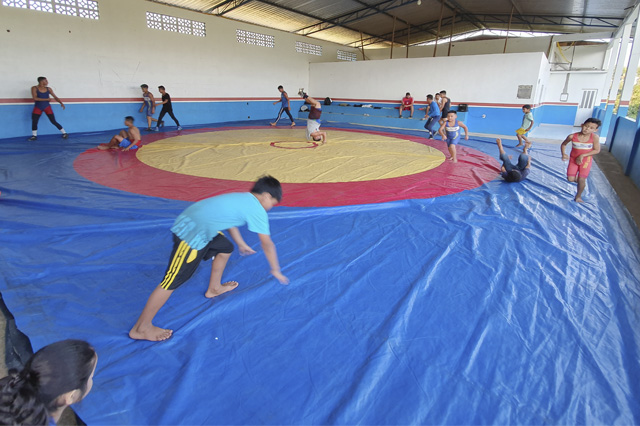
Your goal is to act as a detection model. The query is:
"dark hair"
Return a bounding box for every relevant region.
[447,110,457,115]
[37,77,46,83]
[440,90,446,95]
[584,117,601,128]
[158,85,165,90]
[125,116,134,123]
[405,92,410,96]
[251,175,282,202]
[278,85,283,90]
[140,84,148,89]
[504,170,522,182]
[0,340,96,425]
[523,104,531,110]
[313,136,322,142]
[427,94,433,100]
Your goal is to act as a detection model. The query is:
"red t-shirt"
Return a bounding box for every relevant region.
[402,97,413,106]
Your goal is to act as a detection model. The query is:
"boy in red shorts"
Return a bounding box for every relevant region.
[399,92,414,118]
[560,118,601,203]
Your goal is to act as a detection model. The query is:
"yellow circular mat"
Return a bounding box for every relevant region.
[137,129,445,184]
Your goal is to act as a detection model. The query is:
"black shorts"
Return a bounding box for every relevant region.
[159,233,234,291]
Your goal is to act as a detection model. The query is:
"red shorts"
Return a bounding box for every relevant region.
[33,106,53,115]
[567,151,593,179]
[402,106,412,111]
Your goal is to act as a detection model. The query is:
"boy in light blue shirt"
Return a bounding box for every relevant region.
[423,94,441,139]
[129,176,289,342]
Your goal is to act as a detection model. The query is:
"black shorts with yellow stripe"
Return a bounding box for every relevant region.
[159,233,234,291]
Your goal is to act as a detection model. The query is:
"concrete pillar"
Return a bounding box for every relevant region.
[602,23,633,137]
[620,21,640,117]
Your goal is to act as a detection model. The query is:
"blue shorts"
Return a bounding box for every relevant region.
[119,138,138,149]
[144,101,153,117]
[446,137,460,146]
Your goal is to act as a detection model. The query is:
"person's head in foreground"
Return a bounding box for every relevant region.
[405,92,410,97]
[447,110,457,121]
[504,169,523,183]
[581,118,601,134]
[158,85,166,94]
[278,85,284,92]
[37,77,47,85]
[0,340,97,426]
[427,94,433,101]
[440,90,447,96]
[140,84,149,92]
[251,175,282,211]
[522,104,531,113]
[124,116,134,127]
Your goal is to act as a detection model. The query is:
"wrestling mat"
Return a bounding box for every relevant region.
[0,120,638,425]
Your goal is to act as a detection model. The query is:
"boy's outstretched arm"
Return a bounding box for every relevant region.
[560,134,572,160]
[460,122,469,139]
[258,233,289,284]
[228,227,256,255]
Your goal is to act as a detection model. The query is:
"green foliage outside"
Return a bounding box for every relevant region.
[614,67,640,119]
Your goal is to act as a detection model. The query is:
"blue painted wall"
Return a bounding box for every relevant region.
[0,100,304,139]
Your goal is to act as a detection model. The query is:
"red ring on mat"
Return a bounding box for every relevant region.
[270,141,319,149]
[73,126,500,207]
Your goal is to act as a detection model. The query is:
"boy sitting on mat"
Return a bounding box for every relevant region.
[97,116,141,151]
[129,176,289,342]
[496,138,531,182]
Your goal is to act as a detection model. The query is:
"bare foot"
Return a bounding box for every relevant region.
[515,143,523,147]
[205,281,239,299]
[524,141,532,152]
[97,145,109,150]
[129,325,173,341]
[452,159,458,163]
[290,122,296,127]
[574,196,584,203]
[270,122,277,127]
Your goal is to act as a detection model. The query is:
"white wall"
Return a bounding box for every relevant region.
[0,0,359,100]
[309,52,546,104]
[545,71,607,104]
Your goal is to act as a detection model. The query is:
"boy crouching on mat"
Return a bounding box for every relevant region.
[560,118,601,203]
[97,116,141,151]
[129,176,289,342]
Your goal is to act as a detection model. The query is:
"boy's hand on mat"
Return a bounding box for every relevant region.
[271,270,289,285]
[239,244,256,256]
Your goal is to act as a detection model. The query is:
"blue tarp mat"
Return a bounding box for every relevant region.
[1,121,639,424]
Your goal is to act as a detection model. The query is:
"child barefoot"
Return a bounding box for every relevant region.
[97,116,141,151]
[129,176,289,342]
[560,118,601,203]
[515,104,534,149]
[438,110,468,162]
[496,138,531,182]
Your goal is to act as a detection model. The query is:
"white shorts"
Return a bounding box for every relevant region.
[306,119,321,140]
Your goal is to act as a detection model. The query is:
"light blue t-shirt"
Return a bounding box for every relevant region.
[171,192,270,250]
[522,111,534,128]
[428,100,441,117]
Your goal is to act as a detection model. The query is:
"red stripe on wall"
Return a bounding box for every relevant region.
[0,97,301,104]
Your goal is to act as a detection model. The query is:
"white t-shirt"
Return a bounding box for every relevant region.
[306,119,321,140]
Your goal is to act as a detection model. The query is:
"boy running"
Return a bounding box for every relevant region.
[97,116,141,151]
[438,90,451,126]
[516,104,534,148]
[28,77,68,141]
[155,86,182,131]
[496,138,531,182]
[139,84,160,131]
[270,85,296,127]
[560,118,601,203]
[438,110,468,163]
[129,176,289,342]
[423,94,441,138]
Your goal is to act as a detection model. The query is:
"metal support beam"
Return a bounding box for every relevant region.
[503,5,514,53]
[406,24,411,58]
[434,0,444,57]
[448,8,456,56]
[391,16,396,59]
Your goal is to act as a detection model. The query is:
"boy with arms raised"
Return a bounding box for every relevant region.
[560,118,601,202]
[129,176,289,341]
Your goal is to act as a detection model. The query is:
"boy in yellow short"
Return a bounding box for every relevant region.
[516,104,534,149]
[129,176,289,342]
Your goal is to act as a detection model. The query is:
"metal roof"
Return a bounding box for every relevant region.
[147,0,637,48]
